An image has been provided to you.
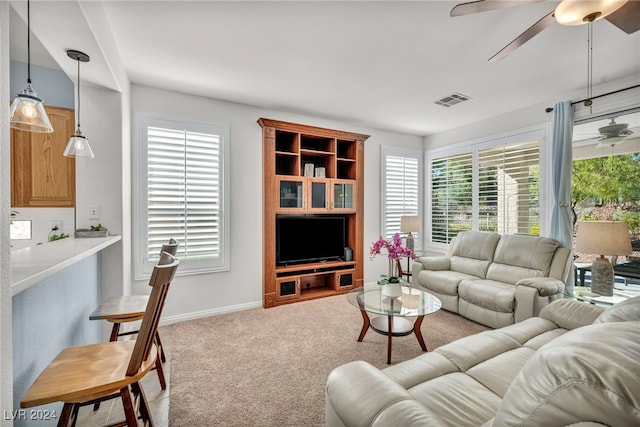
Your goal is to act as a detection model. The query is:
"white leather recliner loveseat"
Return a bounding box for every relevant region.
[326,296,640,427]
[412,231,572,328]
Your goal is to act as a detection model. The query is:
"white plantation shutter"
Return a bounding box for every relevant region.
[381,148,422,245]
[478,141,539,235]
[428,133,542,248]
[134,113,229,278]
[431,152,473,243]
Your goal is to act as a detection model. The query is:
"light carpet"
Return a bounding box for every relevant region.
[168,294,489,426]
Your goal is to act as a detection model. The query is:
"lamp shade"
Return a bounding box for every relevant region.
[9,88,54,133]
[575,221,632,256]
[400,215,420,233]
[554,0,627,26]
[63,133,95,158]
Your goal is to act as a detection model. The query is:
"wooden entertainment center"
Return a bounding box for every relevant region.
[259,118,369,308]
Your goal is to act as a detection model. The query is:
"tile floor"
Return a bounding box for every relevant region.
[74,326,172,426]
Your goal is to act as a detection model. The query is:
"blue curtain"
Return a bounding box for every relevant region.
[550,101,575,294]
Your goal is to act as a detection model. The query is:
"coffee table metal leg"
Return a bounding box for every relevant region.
[387,315,393,365]
[413,315,428,352]
[357,309,370,342]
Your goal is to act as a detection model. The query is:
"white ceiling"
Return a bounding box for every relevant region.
[9,0,640,136]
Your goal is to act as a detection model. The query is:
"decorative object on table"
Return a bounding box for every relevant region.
[75,224,109,238]
[63,49,95,158]
[9,0,53,133]
[370,233,416,293]
[304,163,315,177]
[575,220,632,296]
[400,215,420,252]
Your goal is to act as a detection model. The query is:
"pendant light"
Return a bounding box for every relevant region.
[9,0,53,133]
[63,49,94,158]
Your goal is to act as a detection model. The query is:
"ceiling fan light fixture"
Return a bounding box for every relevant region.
[554,0,628,26]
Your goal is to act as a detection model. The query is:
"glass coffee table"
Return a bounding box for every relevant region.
[347,281,442,364]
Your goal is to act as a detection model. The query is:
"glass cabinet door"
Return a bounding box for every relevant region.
[333,181,355,210]
[310,181,328,210]
[278,179,304,210]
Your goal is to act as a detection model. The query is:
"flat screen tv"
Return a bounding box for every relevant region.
[276,215,346,265]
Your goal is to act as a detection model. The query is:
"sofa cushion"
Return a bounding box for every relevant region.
[493,321,640,426]
[417,270,480,296]
[486,235,559,284]
[593,295,640,323]
[449,231,500,278]
[458,279,515,313]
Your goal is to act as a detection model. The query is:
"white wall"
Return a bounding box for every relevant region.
[130,84,422,322]
[1,2,14,420]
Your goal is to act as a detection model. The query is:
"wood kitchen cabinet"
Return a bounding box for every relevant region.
[11,105,76,207]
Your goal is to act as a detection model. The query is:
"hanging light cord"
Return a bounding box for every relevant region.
[585,19,594,110]
[76,56,81,132]
[26,0,31,85]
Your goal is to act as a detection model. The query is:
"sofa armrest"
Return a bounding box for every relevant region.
[416,256,451,271]
[516,277,564,297]
[514,278,567,323]
[539,298,604,329]
[326,361,439,427]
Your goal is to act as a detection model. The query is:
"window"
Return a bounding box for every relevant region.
[428,129,544,249]
[381,147,422,245]
[134,112,229,279]
[572,110,640,265]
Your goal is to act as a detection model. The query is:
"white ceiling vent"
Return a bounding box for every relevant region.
[434,92,472,107]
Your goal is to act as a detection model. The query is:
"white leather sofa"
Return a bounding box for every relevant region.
[412,231,571,328]
[326,296,640,427]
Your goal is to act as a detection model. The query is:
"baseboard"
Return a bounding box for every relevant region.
[159,300,263,327]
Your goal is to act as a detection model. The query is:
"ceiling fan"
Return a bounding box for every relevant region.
[574,117,639,148]
[451,0,640,62]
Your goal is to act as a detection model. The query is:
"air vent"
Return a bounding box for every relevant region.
[434,92,472,107]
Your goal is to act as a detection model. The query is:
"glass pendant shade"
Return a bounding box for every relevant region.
[63,130,95,158]
[9,87,54,133]
[10,0,54,133]
[65,49,93,158]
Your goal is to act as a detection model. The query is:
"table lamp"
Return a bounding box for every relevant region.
[400,215,420,252]
[575,221,632,296]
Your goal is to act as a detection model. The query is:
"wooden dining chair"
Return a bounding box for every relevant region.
[89,238,178,391]
[21,251,179,427]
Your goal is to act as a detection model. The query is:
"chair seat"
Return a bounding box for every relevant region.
[89,295,149,322]
[21,341,157,408]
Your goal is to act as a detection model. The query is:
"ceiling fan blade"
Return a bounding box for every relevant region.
[605,0,640,34]
[489,11,556,62]
[451,0,544,17]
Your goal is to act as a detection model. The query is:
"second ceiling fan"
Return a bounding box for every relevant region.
[451,0,640,62]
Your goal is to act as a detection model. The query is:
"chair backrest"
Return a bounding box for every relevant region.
[161,238,179,256]
[127,252,179,376]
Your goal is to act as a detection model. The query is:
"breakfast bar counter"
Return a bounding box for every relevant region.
[11,235,121,295]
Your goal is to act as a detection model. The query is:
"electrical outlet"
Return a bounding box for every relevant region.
[50,220,62,231]
[88,205,100,220]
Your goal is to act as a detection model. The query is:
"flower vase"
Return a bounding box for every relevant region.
[388,259,399,281]
[383,259,402,298]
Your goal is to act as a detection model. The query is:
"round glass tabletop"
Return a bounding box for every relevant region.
[347,281,441,317]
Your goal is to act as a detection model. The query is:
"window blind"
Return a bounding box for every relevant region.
[429,140,540,245]
[383,152,420,242]
[134,112,228,279]
[146,126,221,263]
[431,152,473,243]
[479,141,540,235]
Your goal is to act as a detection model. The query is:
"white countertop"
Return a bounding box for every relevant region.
[11,235,121,296]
